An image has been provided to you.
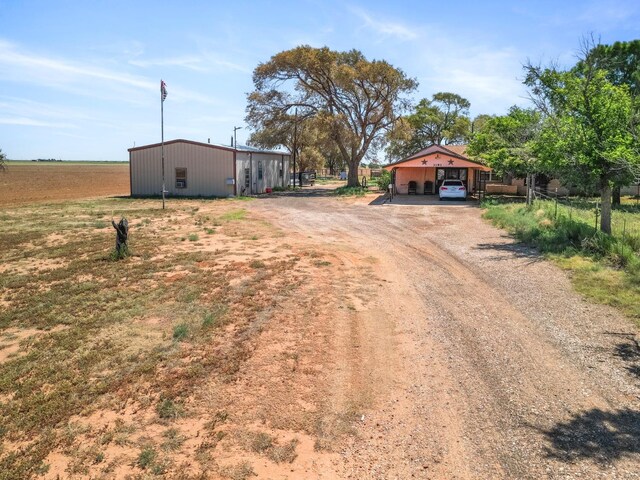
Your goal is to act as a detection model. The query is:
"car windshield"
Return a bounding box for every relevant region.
[442,180,463,186]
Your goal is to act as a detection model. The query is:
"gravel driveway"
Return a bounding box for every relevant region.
[252,191,640,479]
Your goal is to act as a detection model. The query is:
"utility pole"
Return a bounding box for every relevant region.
[233,126,242,149]
[293,108,297,189]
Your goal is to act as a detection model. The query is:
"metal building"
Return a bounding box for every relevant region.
[128,139,290,197]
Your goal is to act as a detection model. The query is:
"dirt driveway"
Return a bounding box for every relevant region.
[251,189,640,479]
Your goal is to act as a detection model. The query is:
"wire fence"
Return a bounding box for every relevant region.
[532,187,640,245]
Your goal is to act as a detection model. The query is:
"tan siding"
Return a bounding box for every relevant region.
[235,152,290,194]
[131,143,234,197]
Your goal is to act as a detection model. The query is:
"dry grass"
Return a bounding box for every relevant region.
[0,196,361,478]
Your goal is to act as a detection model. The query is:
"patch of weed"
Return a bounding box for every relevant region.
[173,323,189,341]
[249,260,265,269]
[162,428,186,451]
[268,439,299,463]
[250,432,274,453]
[220,461,256,480]
[157,398,184,420]
[136,447,156,469]
[220,209,247,221]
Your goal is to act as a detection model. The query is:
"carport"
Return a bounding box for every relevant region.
[384,144,491,196]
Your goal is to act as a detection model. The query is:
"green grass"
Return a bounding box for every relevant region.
[483,196,640,321]
[334,185,366,197]
[172,323,189,341]
[220,209,247,221]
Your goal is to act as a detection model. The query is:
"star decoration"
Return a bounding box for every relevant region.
[448,159,454,165]
[421,159,427,165]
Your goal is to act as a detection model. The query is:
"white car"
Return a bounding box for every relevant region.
[439,179,467,200]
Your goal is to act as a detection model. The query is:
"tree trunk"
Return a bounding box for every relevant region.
[612,185,621,206]
[600,182,612,235]
[347,160,360,187]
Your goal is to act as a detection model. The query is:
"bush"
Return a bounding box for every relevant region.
[376,170,391,191]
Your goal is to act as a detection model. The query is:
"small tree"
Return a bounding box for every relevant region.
[525,42,639,234]
[583,39,640,204]
[467,107,542,204]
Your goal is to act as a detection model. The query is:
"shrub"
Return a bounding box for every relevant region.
[376,170,391,191]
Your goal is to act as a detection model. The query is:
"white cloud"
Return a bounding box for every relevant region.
[129,55,209,72]
[0,117,76,128]
[0,40,222,106]
[349,6,419,41]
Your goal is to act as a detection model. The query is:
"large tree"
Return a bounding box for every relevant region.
[247,112,338,174]
[585,40,640,96]
[246,46,417,187]
[525,45,639,234]
[386,92,471,160]
[583,39,640,204]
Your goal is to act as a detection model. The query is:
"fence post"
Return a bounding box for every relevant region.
[594,202,599,232]
[554,188,558,219]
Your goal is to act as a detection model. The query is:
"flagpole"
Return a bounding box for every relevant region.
[161,80,165,210]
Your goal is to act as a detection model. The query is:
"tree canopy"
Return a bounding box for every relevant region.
[386,92,471,160]
[467,106,541,178]
[246,46,417,186]
[583,39,640,96]
[525,44,639,234]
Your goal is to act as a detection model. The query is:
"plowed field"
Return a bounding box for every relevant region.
[0,163,129,206]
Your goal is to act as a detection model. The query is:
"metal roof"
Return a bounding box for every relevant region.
[128,139,289,156]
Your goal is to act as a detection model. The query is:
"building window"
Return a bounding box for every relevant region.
[244,168,250,188]
[175,168,187,188]
[279,168,283,178]
[258,161,263,180]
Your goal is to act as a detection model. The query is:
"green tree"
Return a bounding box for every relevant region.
[470,114,493,135]
[467,106,541,178]
[583,39,640,204]
[585,39,640,96]
[386,92,471,160]
[247,113,336,174]
[246,46,417,187]
[525,49,639,234]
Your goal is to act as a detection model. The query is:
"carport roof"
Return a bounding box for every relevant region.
[384,144,487,168]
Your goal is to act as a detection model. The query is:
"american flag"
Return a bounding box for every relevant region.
[161,80,167,102]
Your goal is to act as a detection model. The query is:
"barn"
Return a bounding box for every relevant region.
[128,139,290,197]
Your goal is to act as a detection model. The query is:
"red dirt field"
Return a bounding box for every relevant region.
[0,163,130,206]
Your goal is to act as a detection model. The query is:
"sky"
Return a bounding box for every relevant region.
[1,0,639,161]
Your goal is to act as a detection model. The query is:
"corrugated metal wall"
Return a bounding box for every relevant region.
[235,152,290,194]
[130,143,235,197]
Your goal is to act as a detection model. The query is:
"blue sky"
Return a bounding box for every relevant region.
[1,0,639,160]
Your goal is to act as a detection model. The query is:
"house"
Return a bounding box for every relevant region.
[384,144,491,195]
[128,139,290,197]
